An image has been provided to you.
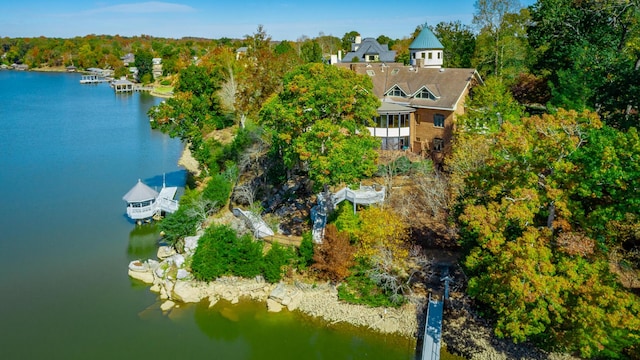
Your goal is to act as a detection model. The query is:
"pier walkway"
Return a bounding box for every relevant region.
[421,296,444,360]
[156,186,179,214]
[419,268,453,360]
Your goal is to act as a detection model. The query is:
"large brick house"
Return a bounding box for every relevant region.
[335,26,482,164]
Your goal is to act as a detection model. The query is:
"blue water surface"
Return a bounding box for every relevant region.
[0,71,414,360]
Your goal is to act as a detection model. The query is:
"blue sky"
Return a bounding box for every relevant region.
[1,0,536,40]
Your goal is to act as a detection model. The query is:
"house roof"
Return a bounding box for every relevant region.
[122,179,158,203]
[113,78,134,85]
[337,62,481,111]
[341,37,396,63]
[378,101,415,113]
[410,25,444,50]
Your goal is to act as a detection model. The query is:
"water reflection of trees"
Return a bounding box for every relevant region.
[193,299,414,360]
[127,224,160,259]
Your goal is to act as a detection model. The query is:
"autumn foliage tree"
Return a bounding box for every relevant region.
[455,109,640,357]
[311,224,355,282]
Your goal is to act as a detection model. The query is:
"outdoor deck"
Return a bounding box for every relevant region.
[157,186,178,213]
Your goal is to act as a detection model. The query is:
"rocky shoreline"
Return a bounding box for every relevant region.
[128,241,419,338]
[128,228,584,360]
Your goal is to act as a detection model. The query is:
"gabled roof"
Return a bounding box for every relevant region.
[337,62,482,111]
[341,37,396,63]
[410,24,444,50]
[412,85,440,99]
[123,179,158,203]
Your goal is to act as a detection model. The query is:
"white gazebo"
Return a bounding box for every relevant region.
[122,179,159,220]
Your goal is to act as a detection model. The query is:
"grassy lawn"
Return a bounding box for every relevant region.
[154,85,174,94]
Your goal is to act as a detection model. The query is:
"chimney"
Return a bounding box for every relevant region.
[355,35,361,44]
[338,50,342,62]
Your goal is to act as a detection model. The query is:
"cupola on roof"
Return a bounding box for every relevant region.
[409,23,444,50]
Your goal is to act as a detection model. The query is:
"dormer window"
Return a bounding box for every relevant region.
[415,88,437,100]
[386,85,406,97]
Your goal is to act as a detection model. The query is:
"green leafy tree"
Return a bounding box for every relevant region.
[316,33,341,55]
[274,40,296,55]
[562,126,640,241]
[376,35,394,48]
[300,40,323,63]
[148,61,231,170]
[528,0,640,128]
[458,76,524,132]
[472,0,530,79]
[259,63,380,189]
[134,49,153,82]
[341,31,360,52]
[434,21,476,68]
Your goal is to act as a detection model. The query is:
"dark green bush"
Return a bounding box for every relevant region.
[191,225,266,282]
[298,232,315,270]
[232,234,263,278]
[262,243,294,283]
[202,173,232,206]
[159,205,199,247]
[191,225,237,281]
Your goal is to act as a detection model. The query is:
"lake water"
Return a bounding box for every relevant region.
[0,71,415,359]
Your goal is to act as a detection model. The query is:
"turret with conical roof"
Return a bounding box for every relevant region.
[409,23,444,68]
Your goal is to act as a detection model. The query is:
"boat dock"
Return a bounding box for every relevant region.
[421,296,444,360]
[122,179,179,222]
[80,74,109,84]
[112,78,154,93]
[419,267,453,360]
